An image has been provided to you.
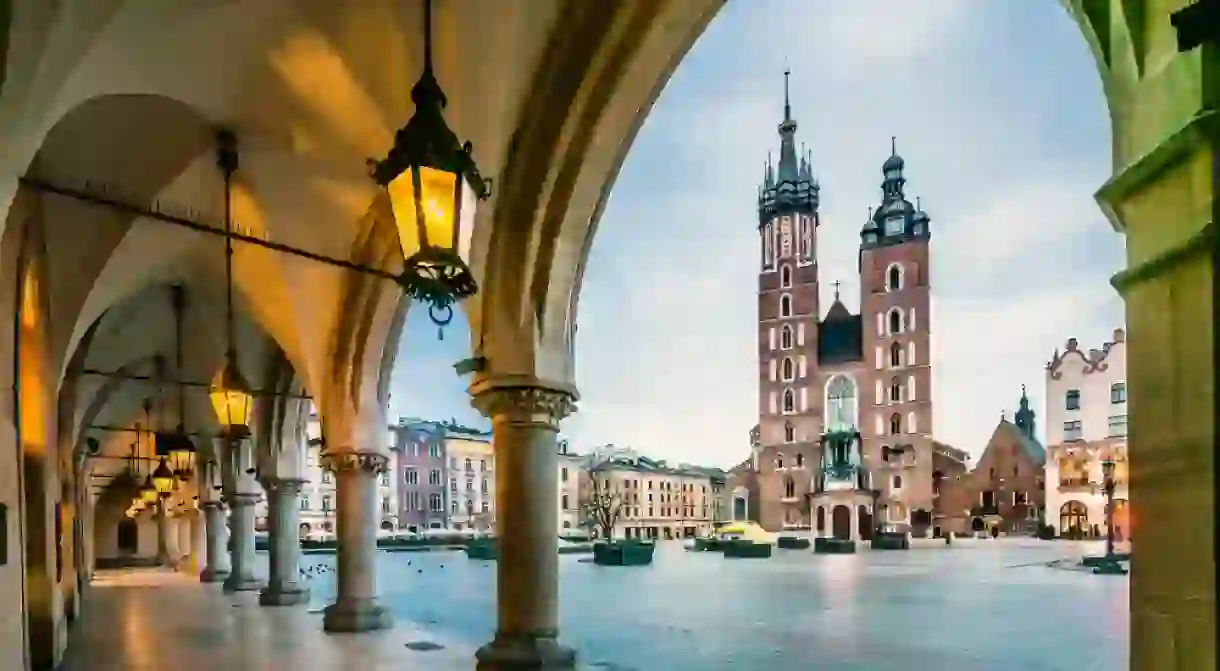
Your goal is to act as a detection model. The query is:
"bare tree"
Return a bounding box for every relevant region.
[579,468,624,540]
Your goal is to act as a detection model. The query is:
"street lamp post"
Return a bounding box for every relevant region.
[1093,458,1128,575]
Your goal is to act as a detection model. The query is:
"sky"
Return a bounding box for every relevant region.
[389,0,1125,469]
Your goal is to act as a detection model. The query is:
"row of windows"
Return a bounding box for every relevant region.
[772,262,909,294]
[1063,383,1126,410]
[1062,414,1127,440]
[447,477,490,494]
[619,506,709,519]
[872,341,916,370]
[449,457,490,471]
[876,307,916,337]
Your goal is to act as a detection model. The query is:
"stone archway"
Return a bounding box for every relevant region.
[857,505,873,541]
[831,505,851,541]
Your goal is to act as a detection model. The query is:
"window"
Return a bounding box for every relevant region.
[562,494,570,510]
[465,500,474,513]
[465,458,473,471]
[428,469,441,485]
[776,453,784,469]
[481,501,489,513]
[321,471,331,484]
[784,476,796,498]
[405,468,418,485]
[782,388,796,413]
[887,264,902,291]
[779,294,793,318]
[450,457,458,469]
[825,375,857,432]
[1063,420,1083,441]
[450,478,458,493]
[380,472,389,487]
[881,445,890,462]
[382,497,391,514]
[781,357,795,381]
[889,414,902,435]
[1065,389,1081,410]
[795,453,804,467]
[783,422,795,443]
[466,478,474,492]
[429,493,443,512]
[300,498,309,511]
[889,377,902,403]
[893,475,902,489]
[322,495,332,512]
[888,308,904,335]
[1110,383,1126,404]
[481,478,488,494]
[890,342,902,368]
[452,500,459,513]
[428,443,440,458]
[1107,415,1128,438]
[780,325,794,349]
[480,459,487,471]
[780,265,792,288]
[561,467,569,482]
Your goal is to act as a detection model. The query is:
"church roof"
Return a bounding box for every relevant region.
[817,309,863,364]
[1000,420,1046,465]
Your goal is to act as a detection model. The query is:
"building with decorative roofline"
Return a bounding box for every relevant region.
[1043,329,1129,539]
[580,451,726,540]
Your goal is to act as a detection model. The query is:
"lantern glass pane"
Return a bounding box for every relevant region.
[141,486,158,503]
[387,168,423,260]
[209,386,252,429]
[456,177,477,265]
[418,165,458,253]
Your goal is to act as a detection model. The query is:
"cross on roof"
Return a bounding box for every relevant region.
[832,280,841,300]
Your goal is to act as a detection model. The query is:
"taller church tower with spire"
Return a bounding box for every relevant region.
[752,72,937,536]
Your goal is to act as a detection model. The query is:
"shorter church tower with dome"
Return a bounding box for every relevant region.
[745,72,939,539]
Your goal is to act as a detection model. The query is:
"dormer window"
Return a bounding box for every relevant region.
[884,215,904,237]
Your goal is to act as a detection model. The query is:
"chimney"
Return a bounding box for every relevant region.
[1112,328,1125,343]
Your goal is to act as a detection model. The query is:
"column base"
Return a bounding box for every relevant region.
[259,583,311,606]
[475,633,577,670]
[322,598,393,633]
[221,574,265,593]
[199,568,230,583]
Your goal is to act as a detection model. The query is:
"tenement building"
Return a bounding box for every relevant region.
[584,452,722,540]
[938,388,1046,536]
[1043,330,1130,539]
[752,74,937,537]
[394,418,452,532]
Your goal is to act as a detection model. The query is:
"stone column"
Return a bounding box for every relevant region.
[177,511,193,568]
[260,478,310,606]
[222,492,263,592]
[321,452,392,632]
[199,502,230,583]
[471,377,579,670]
[155,499,174,567]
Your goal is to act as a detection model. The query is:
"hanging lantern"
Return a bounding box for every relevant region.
[152,458,175,496]
[139,475,158,503]
[159,428,195,482]
[370,0,489,338]
[210,353,253,439]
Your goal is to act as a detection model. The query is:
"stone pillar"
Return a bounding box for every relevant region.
[155,499,174,567]
[177,511,193,568]
[471,377,579,670]
[260,478,310,606]
[222,492,263,592]
[199,502,230,583]
[321,452,392,632]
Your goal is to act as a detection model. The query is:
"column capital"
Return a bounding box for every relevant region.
[226,492,261,508]
[469,375,579,427]
[320,451,389,475]
[260,477,309,494]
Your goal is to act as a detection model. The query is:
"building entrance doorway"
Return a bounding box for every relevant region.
[117,518,138,555]
[1060,501,1088,539]
[831,505,851,540]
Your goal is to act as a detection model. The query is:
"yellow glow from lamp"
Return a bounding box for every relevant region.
[210,358,253,437]
[140,477,158,503]
[387,165,461,262]
[152,458,175,495]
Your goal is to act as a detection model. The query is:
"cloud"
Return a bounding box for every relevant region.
[393,0,1122,467]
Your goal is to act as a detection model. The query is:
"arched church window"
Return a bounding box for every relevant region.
[780,265,792,288]
[784,476,796,498]
[781,358,795,381]
[780,325,794,350]
[889,377,902,403]
[887,264,903,291]
[780,294,793,318]
[784,422,795,443]
[782,389,796,413]
[888,308,904,334]
[889,413,902,435]
[890,342,902,368]
[825,375,857,431]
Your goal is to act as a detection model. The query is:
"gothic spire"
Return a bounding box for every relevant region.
[776,68,799,184]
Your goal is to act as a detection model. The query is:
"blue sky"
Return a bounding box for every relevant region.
[390,0,1124,468]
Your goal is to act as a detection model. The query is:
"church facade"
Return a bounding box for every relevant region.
[748,75,937,537]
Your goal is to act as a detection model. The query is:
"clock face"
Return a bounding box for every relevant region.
[885,216,904,236]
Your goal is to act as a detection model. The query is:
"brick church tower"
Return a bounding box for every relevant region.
[858,140,936,531]
[755,71,822,530]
